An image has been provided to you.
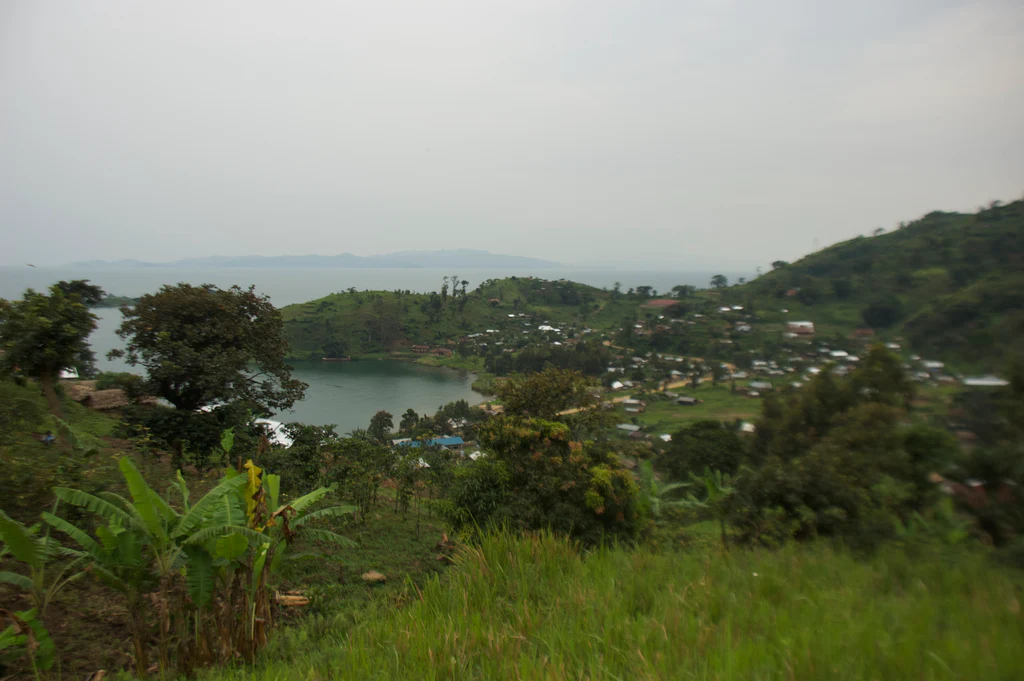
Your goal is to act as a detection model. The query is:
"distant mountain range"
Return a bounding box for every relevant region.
[69,250,564,270]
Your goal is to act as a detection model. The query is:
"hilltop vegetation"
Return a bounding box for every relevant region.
[281,200,1024,374]
[282,277,612,358]
[736,199,1024,368]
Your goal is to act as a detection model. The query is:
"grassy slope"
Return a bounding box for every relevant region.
[732,199,1024,369]
[201,532,1023,681]
[0,380,124,524]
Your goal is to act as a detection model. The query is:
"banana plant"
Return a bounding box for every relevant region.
[44,457,255,675]
[225,459,356,660]
[44,451,357,674]
[0,608,55,678]
[0,510,80,678]
[682,468,735,549]
[0,508,87,619]
[636,461,690,520]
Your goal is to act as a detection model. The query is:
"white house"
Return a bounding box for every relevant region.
[963,376,1010,387]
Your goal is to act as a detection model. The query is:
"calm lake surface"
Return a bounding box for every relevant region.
[85,309,483,432]
[2,265,751,432]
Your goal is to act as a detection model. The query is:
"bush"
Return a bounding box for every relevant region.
[442,418,641,544]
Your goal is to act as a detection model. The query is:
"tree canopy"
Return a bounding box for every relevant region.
[0,283,99,414]
[110,284,306,413]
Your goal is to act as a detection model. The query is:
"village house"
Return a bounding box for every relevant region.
[622,398,646,413]
[432,347,454,358]
[787,321,815,335]
[963,376,1010,387]
[411,345,431,354]
[395,436,466,452]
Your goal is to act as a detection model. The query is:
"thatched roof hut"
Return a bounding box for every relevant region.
[62,382,96,402]
[84,389,129,410]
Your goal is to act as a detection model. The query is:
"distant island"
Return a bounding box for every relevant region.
[69,249,564,270]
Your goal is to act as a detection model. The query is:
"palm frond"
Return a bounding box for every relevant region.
[0,514,41,568]
[285,486,332,514]
[52,488,135,529]
[172,474,247,539]
[298,528,357,548]
[41,512,103,558]
[118,458,169,543]
[292,505,357,528]
[0,570,33,590]
[181,524,268,547]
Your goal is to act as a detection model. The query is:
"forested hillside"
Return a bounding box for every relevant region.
[738,199,1024,367]
[281,277,613,358]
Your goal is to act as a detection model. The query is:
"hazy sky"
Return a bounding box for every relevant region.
[1,1,1022,268]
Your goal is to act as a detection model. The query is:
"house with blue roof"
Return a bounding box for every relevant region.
[394,436,465,451]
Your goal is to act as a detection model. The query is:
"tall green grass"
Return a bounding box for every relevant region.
[199,533,1022,680]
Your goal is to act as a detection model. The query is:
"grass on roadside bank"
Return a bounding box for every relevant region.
[199,531,1023,681]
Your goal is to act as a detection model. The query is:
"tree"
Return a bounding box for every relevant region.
[399,408,419,435]
[56,280,105,306]
[671,285,695,299]
[367,410,394,443]
[0,284,98,415]
[831,277,853,299]
[771,261,789,270]
[495,368,612,437]
[635,285,653,299]
[861,295,904,329]
[110,284,306,413]
[661,420,743,481]
[710,274,728,288]
[445,417,640,544]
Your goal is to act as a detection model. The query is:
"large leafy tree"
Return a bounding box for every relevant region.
[660,420,744,481]
[111,284,306,413]
[495,367,613,437]
[0,283,99,415]
[446,417,640,544]
[367,410,394,444]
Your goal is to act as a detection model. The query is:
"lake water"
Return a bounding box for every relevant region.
[2,265,751,431]
[84,309,483,432]
[0,266,753,307]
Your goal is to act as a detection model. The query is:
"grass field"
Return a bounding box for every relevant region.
[199,531,1023,681]
[617,385,761,434]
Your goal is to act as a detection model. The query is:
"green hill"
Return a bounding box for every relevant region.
[281,277,626,359]
[735,199,1024,369]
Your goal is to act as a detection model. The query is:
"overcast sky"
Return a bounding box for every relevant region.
[1,0,1022,268]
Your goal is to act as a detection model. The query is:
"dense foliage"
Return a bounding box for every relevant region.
[727,348,959,547]
[0,283,99,415]
[111,284,307,413]
[738,199,1024,368]
[443,418,640,544]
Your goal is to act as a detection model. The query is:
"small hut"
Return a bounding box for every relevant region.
[84,389,129,411]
